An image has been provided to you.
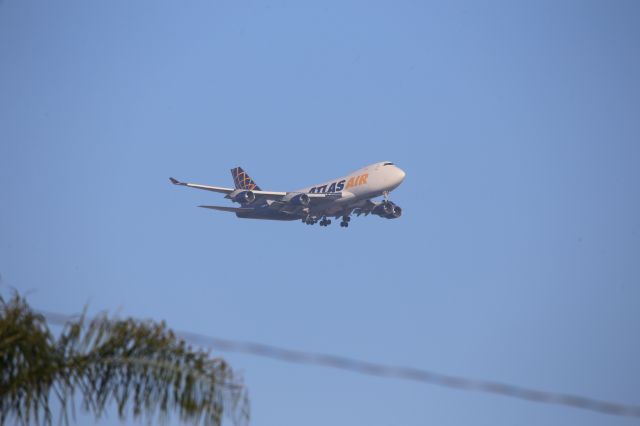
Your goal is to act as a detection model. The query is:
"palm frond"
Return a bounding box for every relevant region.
[0,293,249,426]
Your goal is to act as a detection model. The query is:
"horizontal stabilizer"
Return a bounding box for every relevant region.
[198,205,255,213]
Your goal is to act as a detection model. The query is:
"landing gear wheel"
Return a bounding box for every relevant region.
[319,216,329,227]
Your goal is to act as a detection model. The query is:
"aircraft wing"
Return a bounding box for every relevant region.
[266,192,342,214]
[304,192,342,206]
[252,192,342,202]
[170,177,341,203]
[198,205,255,213]
[308,192,342,200]
[170,177,235,194]
[170,177,289,197]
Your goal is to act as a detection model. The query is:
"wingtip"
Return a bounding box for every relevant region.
[169,177,181,185]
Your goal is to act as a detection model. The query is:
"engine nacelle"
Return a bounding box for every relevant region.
[283,193,311,207]
[232,190,256,204]
[373,201,402,219]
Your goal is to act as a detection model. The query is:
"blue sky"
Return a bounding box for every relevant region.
[1,1,639,425]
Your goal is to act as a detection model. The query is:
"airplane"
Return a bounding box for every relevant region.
[169,161,406,228]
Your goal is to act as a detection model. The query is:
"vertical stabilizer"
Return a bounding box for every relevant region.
[230,167,261,191]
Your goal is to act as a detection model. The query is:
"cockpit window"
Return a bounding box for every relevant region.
[383,162,394,166]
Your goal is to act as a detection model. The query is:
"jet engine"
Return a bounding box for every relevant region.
[282,193,311,207]
[232,190,256,204]
[373,201,402,219]
[289,193,310,207]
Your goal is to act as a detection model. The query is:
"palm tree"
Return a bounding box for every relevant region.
[0,293,249,426]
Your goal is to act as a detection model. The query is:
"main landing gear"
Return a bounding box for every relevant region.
[302,215,349,228]
[303,215,332,226]
[302,216,317,225]
[319,216,332,227]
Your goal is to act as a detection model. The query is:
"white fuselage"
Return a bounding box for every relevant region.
[296,161,406,216]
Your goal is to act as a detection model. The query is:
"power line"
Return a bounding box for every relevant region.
[40,310,640,419]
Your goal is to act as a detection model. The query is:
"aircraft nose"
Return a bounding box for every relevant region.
[395,166,406,183]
